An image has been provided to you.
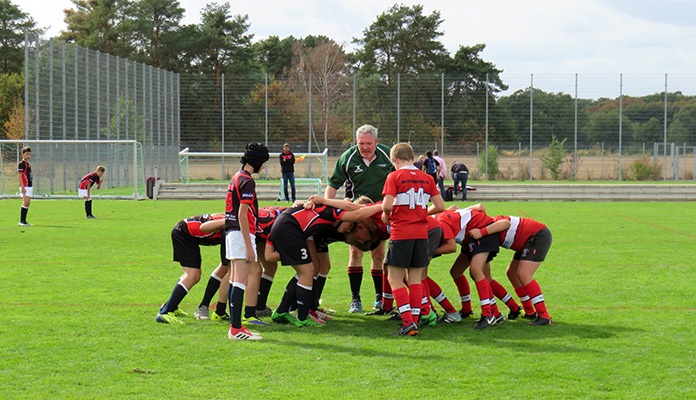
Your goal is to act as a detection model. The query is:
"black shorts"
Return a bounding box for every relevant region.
[268,212,312,266]
[427,227,443,259]
[461,233,499,263]
[512,227,552,262]
[171,223,228,268]
[385,239,430,269]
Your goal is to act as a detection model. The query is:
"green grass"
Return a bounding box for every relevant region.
[1,199,695,399]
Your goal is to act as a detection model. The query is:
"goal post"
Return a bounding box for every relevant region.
[0,139,145,200]
[178,147,329,184]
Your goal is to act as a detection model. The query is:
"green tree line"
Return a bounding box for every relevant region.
[2,0,695,152]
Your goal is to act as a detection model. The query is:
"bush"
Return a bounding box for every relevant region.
[539,135,567,180]
[627,158,661,181]
[477,144,499,180]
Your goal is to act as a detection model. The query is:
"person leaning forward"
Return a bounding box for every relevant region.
[325,124,394,314]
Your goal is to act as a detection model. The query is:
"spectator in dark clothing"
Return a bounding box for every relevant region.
[413,155,426,171]
[279,143,296,202]
[422,150,440,184]
[450,161,469,200]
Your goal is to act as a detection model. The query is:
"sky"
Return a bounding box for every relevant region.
[19,0,696,97]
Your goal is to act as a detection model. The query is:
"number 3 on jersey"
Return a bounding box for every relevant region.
[300,248,308,260]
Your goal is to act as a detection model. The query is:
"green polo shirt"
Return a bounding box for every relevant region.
[328,143,393,201]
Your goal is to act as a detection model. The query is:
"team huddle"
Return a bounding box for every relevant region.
[155,125,554,340]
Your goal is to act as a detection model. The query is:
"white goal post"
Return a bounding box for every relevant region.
[0,139,145,200]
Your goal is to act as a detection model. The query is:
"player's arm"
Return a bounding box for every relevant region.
[428,193,445,215]
[381,194,394,226]
[307,195,362,211]
[340,204,382,222]
[434,237,457,256]
[17,169,25,194]
[470,219,511,240]
[200,218,225,233]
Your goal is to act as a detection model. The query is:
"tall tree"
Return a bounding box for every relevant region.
[254,35,295,78]
[352,4,447,82]
[289,38,351,149]
[60,0,131,56]
[127,0,184,68]
[0,0,40,74]
[192,2,254,75]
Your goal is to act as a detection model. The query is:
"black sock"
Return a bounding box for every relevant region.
[199,275,222,308]
[244,305,256,319]
[160,283,188,314]
[256,275,274,310]
[215,301,227,316]
[85,199,92,216]
[20,206,28,223]
[296,283,313,321]
[312,275,327,310]
[348,268,363,300]
[371,272,383,302]
[229,284,245,329]
[276,276,298,313]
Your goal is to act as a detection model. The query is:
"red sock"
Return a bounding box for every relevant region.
[393,287,412,326]
[426,277,457,314]
[490,279,520,311]
[454,275,472,313]
[489,283,501,317]
[420,279,431,316]
[524,280,550,319]
[408,283,422,325]
[474,279,492,317]
[514,286,535,315]
[382,278,394,311]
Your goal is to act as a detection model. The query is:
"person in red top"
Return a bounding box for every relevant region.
[156,213,227,325]
[436,206,504,330]
[470,215,554,325]
[79,165,105,219]
[225,143,269,340]
[381,142,445,336]
[265,202,382,327]
[17,147,33,226]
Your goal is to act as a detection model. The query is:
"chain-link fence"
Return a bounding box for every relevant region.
[24,34,179,193]
[24,34,696,182]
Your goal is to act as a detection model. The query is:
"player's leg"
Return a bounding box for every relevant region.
[347,245,365,313]
[369,240,386,310]
[450,252,473,317]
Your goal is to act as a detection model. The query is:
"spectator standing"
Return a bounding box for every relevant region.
[279,143,296,202]
[432,150,447,194]
[450,161,469,200]
[422,150,440,184]
[325,124,393,313]
[413,155,426,171]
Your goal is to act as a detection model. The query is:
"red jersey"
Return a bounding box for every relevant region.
[256,206,287,241]
[181,214,224,245]
[493,215,547,251]
[18,160,32,187]
[225,170,260,233]
[286,204,346,238]
[79,172,102,190]
[436,208,494,244]
[382,166,438,240]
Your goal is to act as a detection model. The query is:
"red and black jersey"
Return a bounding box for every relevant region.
[256,206,287,241]
[286,204,346,238]
[225,169,260,233]
[178,214,224,246]
[436,208,494,245]
[382,166,439,240]
[493,215,547,251]
[79,172,101,190]
[18,160,32,187]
